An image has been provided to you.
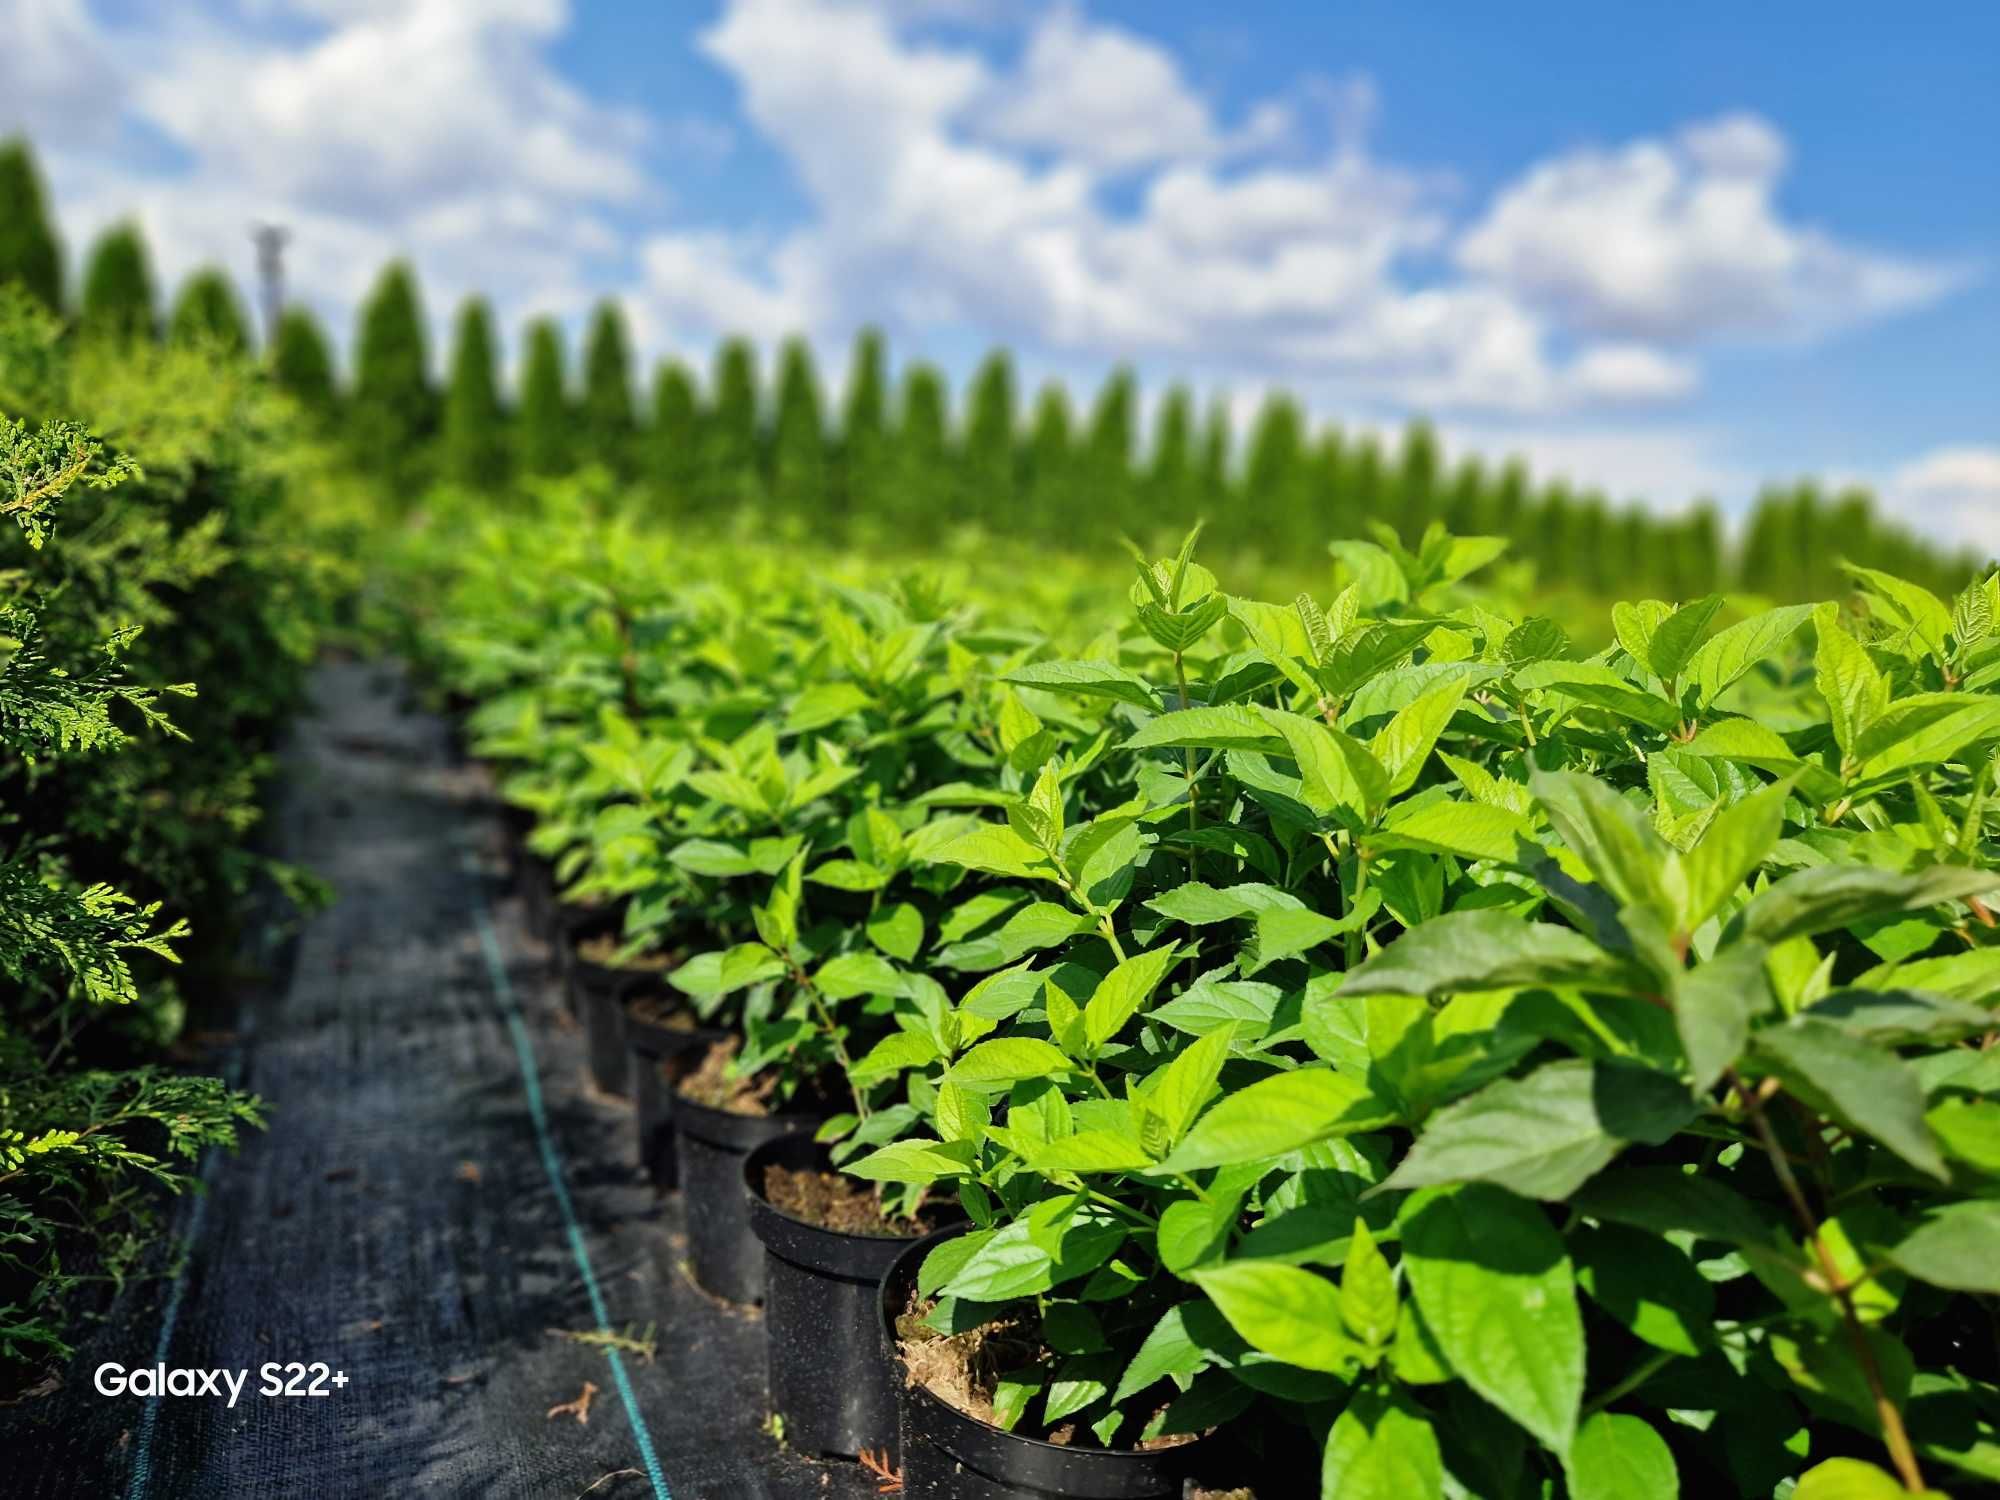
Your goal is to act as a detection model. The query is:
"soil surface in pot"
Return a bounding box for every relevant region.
[760,1164,942,1237]
[677,1038,780,1115]
[895,1288,1196,1450]
[576,932,677,972]
[627,993,697,1031]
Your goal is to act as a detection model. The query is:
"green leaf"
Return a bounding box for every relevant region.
[1401,1184,1584,1457]
[1566,1412,1679,1500]
[1795,1456,1952,1500]
[1573,1223,1713,1357]
[1126,705,1285,754]
[1532,768,1671,916]
[1372,798,1534,864]
[865,901,925,961]
[1242,904,1367,976]
[929,822,1060,882]
[1856,693,2000,784]
[1257,707,1388,820]
[1145,880,1304,925]
[1378,1059,1697,1201]
[1514,660,1677,733]
[1151,1028,1235,1146]
[949,1037,1076,1090]
[1369,676,1469,798]
[1687,604,1816,706]
[1320,1388,1444,1500]
[1191,1261,1356,1373]
[1005,659,1163,711]
[1646,594,1726,681]
[1569,1167,1775,1247]
[1815,605,1889,760]
[1753,1020,1948,1180]
[1844,562,1955,663]
[1083,944,1181,1050]
[933,901,1093,972]
[1338,1218,1399,1349]
[813,951,907,1000]
[843,1137,976,1184]
[1161,1068,1394,1171]
[1668,777,1792,936]
[1735,863,2000,946]
[1673,939,1773,1091]
[1885,1201,2000,1292]
[1113,1303,1211,1403]
[1340,910,1641,1000]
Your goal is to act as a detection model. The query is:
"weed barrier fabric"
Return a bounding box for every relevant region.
[0,662,880,1500]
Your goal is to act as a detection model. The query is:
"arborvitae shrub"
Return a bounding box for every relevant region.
[962,350,1017,518]
[705,338,761,507]
[580,299,636,474]
[1146,384,1194,526]
[349,261,434,487]
[271,307,338,420]
[649,359,700,507]
[0,140,62,313]
[167,268,250,354]
[770,336,827,516]
[79,223,157,343]
[517,318,571,477]
[1243,393,1306,536]
[895,363,950,537]
[1023,382,1076,530]
[442,298,510,490]
[1081,367,1137,524]
[837,328,888,516]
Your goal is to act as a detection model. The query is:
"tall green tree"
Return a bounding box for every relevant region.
[894,363,950,535]
[961,350,1017,516]
[580,299,636,473]
[649,360,700,506]
[79,223,157,342]
[1146,385,1195,527]
[349,261,434,483]
[1243,394,1307,539]
[442,297,510,489]
[0,140,62,312]
[1305,428,1348,541]
[1196,399,1233,511]
[1342,434,1387,528]
[1443,457,1490,535]
[705,337,761,506]
[770,336,827,515]
[838,328,889,516]
[1395,420,1442,537]
[1023,382,1076,529]
[517,318,570,477]
[271,307,338,420]
[1081,367,1137,526]
[167,268,250,354]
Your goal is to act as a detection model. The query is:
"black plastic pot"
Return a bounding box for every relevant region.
[880,1226,1216,1499]
[745,1135,942,1460]
[674,1095,827,1303]
[567,924,637,1094]
[628,1005,723,1188]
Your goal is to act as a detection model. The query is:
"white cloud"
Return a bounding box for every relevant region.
[0,0,124,147]
[976,4,1217,172]
[1458,111,1961,343]
[1882,447,2000,555]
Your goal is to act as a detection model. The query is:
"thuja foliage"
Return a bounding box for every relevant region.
[443,298,509,490]
[165,267,250,355]
[0,286,335,1376]
[79,224,158,345]
[0,140,62,314]
[421,483,2000,1497]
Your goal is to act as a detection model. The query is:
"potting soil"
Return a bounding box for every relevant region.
[0,662,882,1500]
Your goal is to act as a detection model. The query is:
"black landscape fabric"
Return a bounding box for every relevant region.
[0,662,880,1500]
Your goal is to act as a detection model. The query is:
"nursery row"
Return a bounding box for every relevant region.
[0,286,343,1378]
[411,488,2000,1499]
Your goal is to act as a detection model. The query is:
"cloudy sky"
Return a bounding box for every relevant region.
[5,0,1996,548]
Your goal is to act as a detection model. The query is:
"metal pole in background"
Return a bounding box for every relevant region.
[250,223,290,352]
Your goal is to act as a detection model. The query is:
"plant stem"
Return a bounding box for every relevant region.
[1727,1068,1926,1492]
[1581,1347,1678,1417]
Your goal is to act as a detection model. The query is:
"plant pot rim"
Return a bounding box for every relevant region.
[878,1222,1214,1473]
[745,1134,946,1277]
[673,1091,827,1152]
[624,1001,717,1059]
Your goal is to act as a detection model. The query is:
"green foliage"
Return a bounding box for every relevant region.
[425,501,2000,1495]
[517,317,570,477]
[705,337,761,507]
[649,358,699,504]
[79,223,158,344]
[580,299,636,473]
[769,336,825,513]
[0,283,330,1379]
[442,298,509,490]
[165,267,249,355]
[349,261,434,487]
[962,350,1016,517]
[0,140,62,313]
[270,306,337,419]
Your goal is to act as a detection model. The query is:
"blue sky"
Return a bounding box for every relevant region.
[5,0,1996,549]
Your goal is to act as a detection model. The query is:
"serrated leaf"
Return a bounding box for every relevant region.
[1320,1388,1444,1500]
[1005,659,1164,711]
[1191,1261,1356,1373]
[1161,1068,1395,1171]
[1566,1412,1678,1500]
[1753,1019,1947,1180]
